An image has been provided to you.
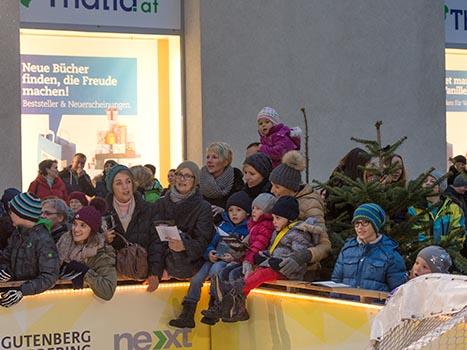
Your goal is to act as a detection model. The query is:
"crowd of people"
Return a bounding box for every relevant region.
[0,107,465,330]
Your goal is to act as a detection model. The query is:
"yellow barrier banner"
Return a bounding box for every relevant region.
[211,289,381,350]
[0,283,210,350]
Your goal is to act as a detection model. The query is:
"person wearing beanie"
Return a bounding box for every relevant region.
[104,163,162,293]
[171,190,249,328]
[0,188,21,249]
[199,142,244,224]
[28,159,69,202]
[209,195,324,323]
[56,204,117,300]
[410,246,452,279]
[447,155,466,185]
[242,153,273,200]
[68,191,88,213]
[408,171,465,246]
[58,153,95,197]
[269,151,331,280]
[444,173,467,224]
[200,192,279,325]
[0,192,60,308]
[332,203,407,292]
[256,106,301,168]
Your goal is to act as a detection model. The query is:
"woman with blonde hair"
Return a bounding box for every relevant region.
[199,142,244,222]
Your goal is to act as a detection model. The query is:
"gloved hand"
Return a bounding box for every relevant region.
[60,261,89,281]
[279,249,312,276]
[242,261,253,277]
[253,251,270,265]
[0,268,12,282]
[0,289,23,308]
[268,257,283,271]
[211,205,225,217]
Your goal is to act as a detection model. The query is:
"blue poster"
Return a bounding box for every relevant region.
[446,70,467,112]
[21,54,137,132]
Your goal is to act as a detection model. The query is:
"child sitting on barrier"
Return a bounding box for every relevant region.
[0,193,60,308]
[206,196,322,323]
[200,193,277,325]
[169,191,251,329]
[57,203,117,301]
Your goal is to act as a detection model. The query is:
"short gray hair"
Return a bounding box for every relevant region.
[42,198,69,222]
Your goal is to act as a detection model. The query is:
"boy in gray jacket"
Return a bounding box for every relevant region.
[0,193,60,307]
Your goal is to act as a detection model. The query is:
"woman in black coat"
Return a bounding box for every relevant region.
[104,164,163,292]
[154,161,214,279]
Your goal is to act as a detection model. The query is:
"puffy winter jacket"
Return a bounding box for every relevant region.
[408,197,465,245]
[259,123,300,167]
[205,211,248,260]
[244,214,274,264]
[106,192,164,278]
[266,220,323,280]
[0,223,60,295]
[154,190,214,279]
[59,166,95,197]
[332,234,407,292]
[28,175,68,201]
[84,245,117,301]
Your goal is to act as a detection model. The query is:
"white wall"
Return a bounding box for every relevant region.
[184,0,446,181]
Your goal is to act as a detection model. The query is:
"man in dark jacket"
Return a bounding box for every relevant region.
[0,188,20,250]
[59,153,95,196]
[444,173,467,224]
[0,193,60,308]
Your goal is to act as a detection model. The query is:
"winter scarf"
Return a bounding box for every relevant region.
[199,165,234,199]
[169,186,196,203]
[57,231,105,264]
[113,196,136,232]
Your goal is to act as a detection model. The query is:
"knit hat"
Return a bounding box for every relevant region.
[269,151,306,192]
[430,170,447,193]
[256,107,281,125]
[226,191,252,214]
[252,193,277,214]
[352,203,386,233]
[89,197,108,215]
[453,155,466,164]
[1,188,20,212]
[105,164,134,193]
[244,153,273,179]
[69,191,88,207]
[271,195,299,221]
[9,192,42,222]
[176,161,200,187]
[453,173,467,187]
[417,245,452,273]
[74,206,102,234]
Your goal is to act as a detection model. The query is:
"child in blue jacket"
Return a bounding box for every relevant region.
[169,191,251,329]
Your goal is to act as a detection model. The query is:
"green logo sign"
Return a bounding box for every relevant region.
[20,0,32,8]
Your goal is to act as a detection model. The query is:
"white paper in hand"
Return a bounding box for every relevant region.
[156,225,181,241]
[312,281,350,288]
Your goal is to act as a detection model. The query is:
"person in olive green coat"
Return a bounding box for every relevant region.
[57,205,117,301]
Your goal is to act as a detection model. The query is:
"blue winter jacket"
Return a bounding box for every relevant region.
[331,234,407,292]
[204,211,248,260]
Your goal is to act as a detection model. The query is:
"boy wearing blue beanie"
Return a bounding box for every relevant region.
[332,203,407,292]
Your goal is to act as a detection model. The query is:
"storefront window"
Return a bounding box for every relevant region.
[445,48,467,166]
[20,29,182,189]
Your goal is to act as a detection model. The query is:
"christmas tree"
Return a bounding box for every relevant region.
[316,122,467,274]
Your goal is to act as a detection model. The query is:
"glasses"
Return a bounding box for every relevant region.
[41,210,58,216]
[353,220,370,228]
[175,173,195,181]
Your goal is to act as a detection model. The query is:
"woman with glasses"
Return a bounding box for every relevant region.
[154,161,213,282]
[332,203,407,292]
[41,198,71,243]
[28,159,68,201]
